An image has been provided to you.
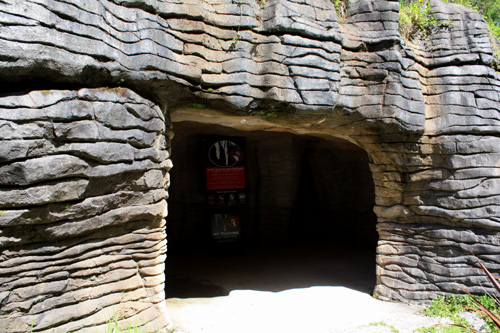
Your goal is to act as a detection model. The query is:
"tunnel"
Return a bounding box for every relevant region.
[164,120,378,299]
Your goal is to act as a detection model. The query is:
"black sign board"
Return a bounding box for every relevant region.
[211,213,241,242]
[203,136,247,208]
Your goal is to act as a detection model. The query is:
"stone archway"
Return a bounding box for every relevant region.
[165,108,379,297]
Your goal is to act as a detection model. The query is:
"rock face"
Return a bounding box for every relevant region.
[0,0,499,331]
[0,89,172,332]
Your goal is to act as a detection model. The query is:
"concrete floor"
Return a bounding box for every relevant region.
[163,245,448,333]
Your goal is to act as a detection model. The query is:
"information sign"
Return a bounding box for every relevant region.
[211,213,241,242]
[203,136,247,208]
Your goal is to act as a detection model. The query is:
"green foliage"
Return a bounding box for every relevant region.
[258,110,278,118]
[443,0,500,59]
[445,0,500,38]
[414,322,470,333]
[399,0,439,41]
[102,311,152,333]
[229,0,243,51]
[26,312,154,333]
[249,99,290,119]
[229,31,241,51]
[400,0,500,61]
[417,294,500,333]
[184,103,205,108]
[332,0,347,22]
[368,321,399,332]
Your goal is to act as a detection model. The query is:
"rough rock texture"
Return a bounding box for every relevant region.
[372,0,500,302]
[0,0,500,331]
[0,88,172,332]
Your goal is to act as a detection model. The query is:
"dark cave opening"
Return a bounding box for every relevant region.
[165,121,378,298]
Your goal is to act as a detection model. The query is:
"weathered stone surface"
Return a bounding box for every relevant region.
[0,0,424,132]
[0,88,171,332]
[1,0,500,331]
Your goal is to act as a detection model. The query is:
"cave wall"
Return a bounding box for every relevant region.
[0,0,499,331]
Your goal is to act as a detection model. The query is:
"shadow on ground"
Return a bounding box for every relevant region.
[164,245,376,298]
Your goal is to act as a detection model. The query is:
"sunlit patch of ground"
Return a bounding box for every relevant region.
[165,286,448,333]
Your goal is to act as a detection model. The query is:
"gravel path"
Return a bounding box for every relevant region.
[165,287,451,333]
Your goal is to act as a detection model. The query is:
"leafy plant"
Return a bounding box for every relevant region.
[331,0,347,22]
[229,30,241,51]
[416,295,481,332]
[400,0,500,62]
[460,255,500,332]
[399,0,439,41]
[417,255,500,333]
[444,0,500,40]
[229,1,243,51]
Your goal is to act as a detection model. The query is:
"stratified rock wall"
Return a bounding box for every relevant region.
[0,88,171,332]
[373,0,500,301]
[0,0,499,331]
[339,0,425,132]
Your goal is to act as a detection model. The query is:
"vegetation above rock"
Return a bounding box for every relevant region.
[332,0,347,22]
[399,0,440,40]
[399,0,500,63]
[447,0,500,40]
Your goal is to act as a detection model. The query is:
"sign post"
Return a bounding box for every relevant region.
[203,136,247,248]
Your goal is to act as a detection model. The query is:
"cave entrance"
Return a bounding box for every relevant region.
[165,120,378,299]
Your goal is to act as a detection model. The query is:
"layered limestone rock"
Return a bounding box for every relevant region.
[373,0,500,302]
[0,88,172,332]
[0,0,499,331]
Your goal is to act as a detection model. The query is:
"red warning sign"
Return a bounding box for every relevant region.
[206,166,245,190]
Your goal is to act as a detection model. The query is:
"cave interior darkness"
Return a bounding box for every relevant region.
[164,121,379,299]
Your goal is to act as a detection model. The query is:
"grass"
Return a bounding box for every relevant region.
[399,0,500,63]
[415,278,500,333]
[101,311,153,333]
[368,321,399,332]
[27,311,156,333]
[442,0,500,44]
[399,0,440,42]
[415,255,500,333]
[414,295,483,332]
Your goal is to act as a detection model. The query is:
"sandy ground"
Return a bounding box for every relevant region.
[164,246,450,333]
